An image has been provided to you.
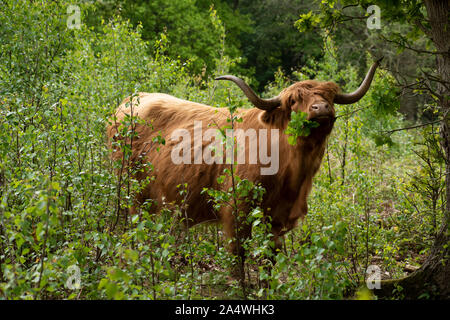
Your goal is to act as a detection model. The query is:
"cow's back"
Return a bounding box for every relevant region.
[108,93,236,224]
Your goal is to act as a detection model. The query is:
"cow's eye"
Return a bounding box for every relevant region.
[289,97,297,106]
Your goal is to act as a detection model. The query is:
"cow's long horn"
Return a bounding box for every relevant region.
[334,57,383,105]
[215,75,281,111]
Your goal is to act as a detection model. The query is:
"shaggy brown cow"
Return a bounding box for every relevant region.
[107,59,381,261]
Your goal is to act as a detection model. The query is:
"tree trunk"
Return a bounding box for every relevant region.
[376,0,450,299]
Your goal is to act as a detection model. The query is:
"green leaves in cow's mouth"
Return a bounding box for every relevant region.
[285,111,320,145]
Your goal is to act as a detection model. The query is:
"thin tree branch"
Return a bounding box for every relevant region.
[381,35,447,55]
[383,119,441,134]
[412,18,433,39]
[335,105,371,119]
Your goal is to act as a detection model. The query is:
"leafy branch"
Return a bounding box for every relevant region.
[285,111,319,145]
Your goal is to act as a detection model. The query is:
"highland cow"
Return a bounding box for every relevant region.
[107,59,381,263]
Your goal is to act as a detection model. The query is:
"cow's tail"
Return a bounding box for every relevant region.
[108,92,150,163]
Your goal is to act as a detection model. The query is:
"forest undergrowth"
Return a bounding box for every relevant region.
[0,1,444,300]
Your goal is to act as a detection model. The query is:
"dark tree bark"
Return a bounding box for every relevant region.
[376,0,449,299]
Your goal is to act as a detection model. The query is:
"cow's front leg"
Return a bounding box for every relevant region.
[271,228,284,262]
[221,207,252,280]
[260,223,283,273]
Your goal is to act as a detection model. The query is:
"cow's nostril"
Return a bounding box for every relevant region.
[311,103,329,111]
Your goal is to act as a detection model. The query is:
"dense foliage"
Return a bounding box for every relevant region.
[0,0,445,299]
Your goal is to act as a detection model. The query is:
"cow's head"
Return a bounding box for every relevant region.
[216,58,382,132]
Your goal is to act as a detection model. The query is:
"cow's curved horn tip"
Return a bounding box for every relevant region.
[376,56,384,64]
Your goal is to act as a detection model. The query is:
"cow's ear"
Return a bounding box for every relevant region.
[259,108,288,127]
[281,92,302,113]
[286,96,295,109]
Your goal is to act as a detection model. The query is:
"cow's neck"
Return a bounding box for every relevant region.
[281,131,330,192]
